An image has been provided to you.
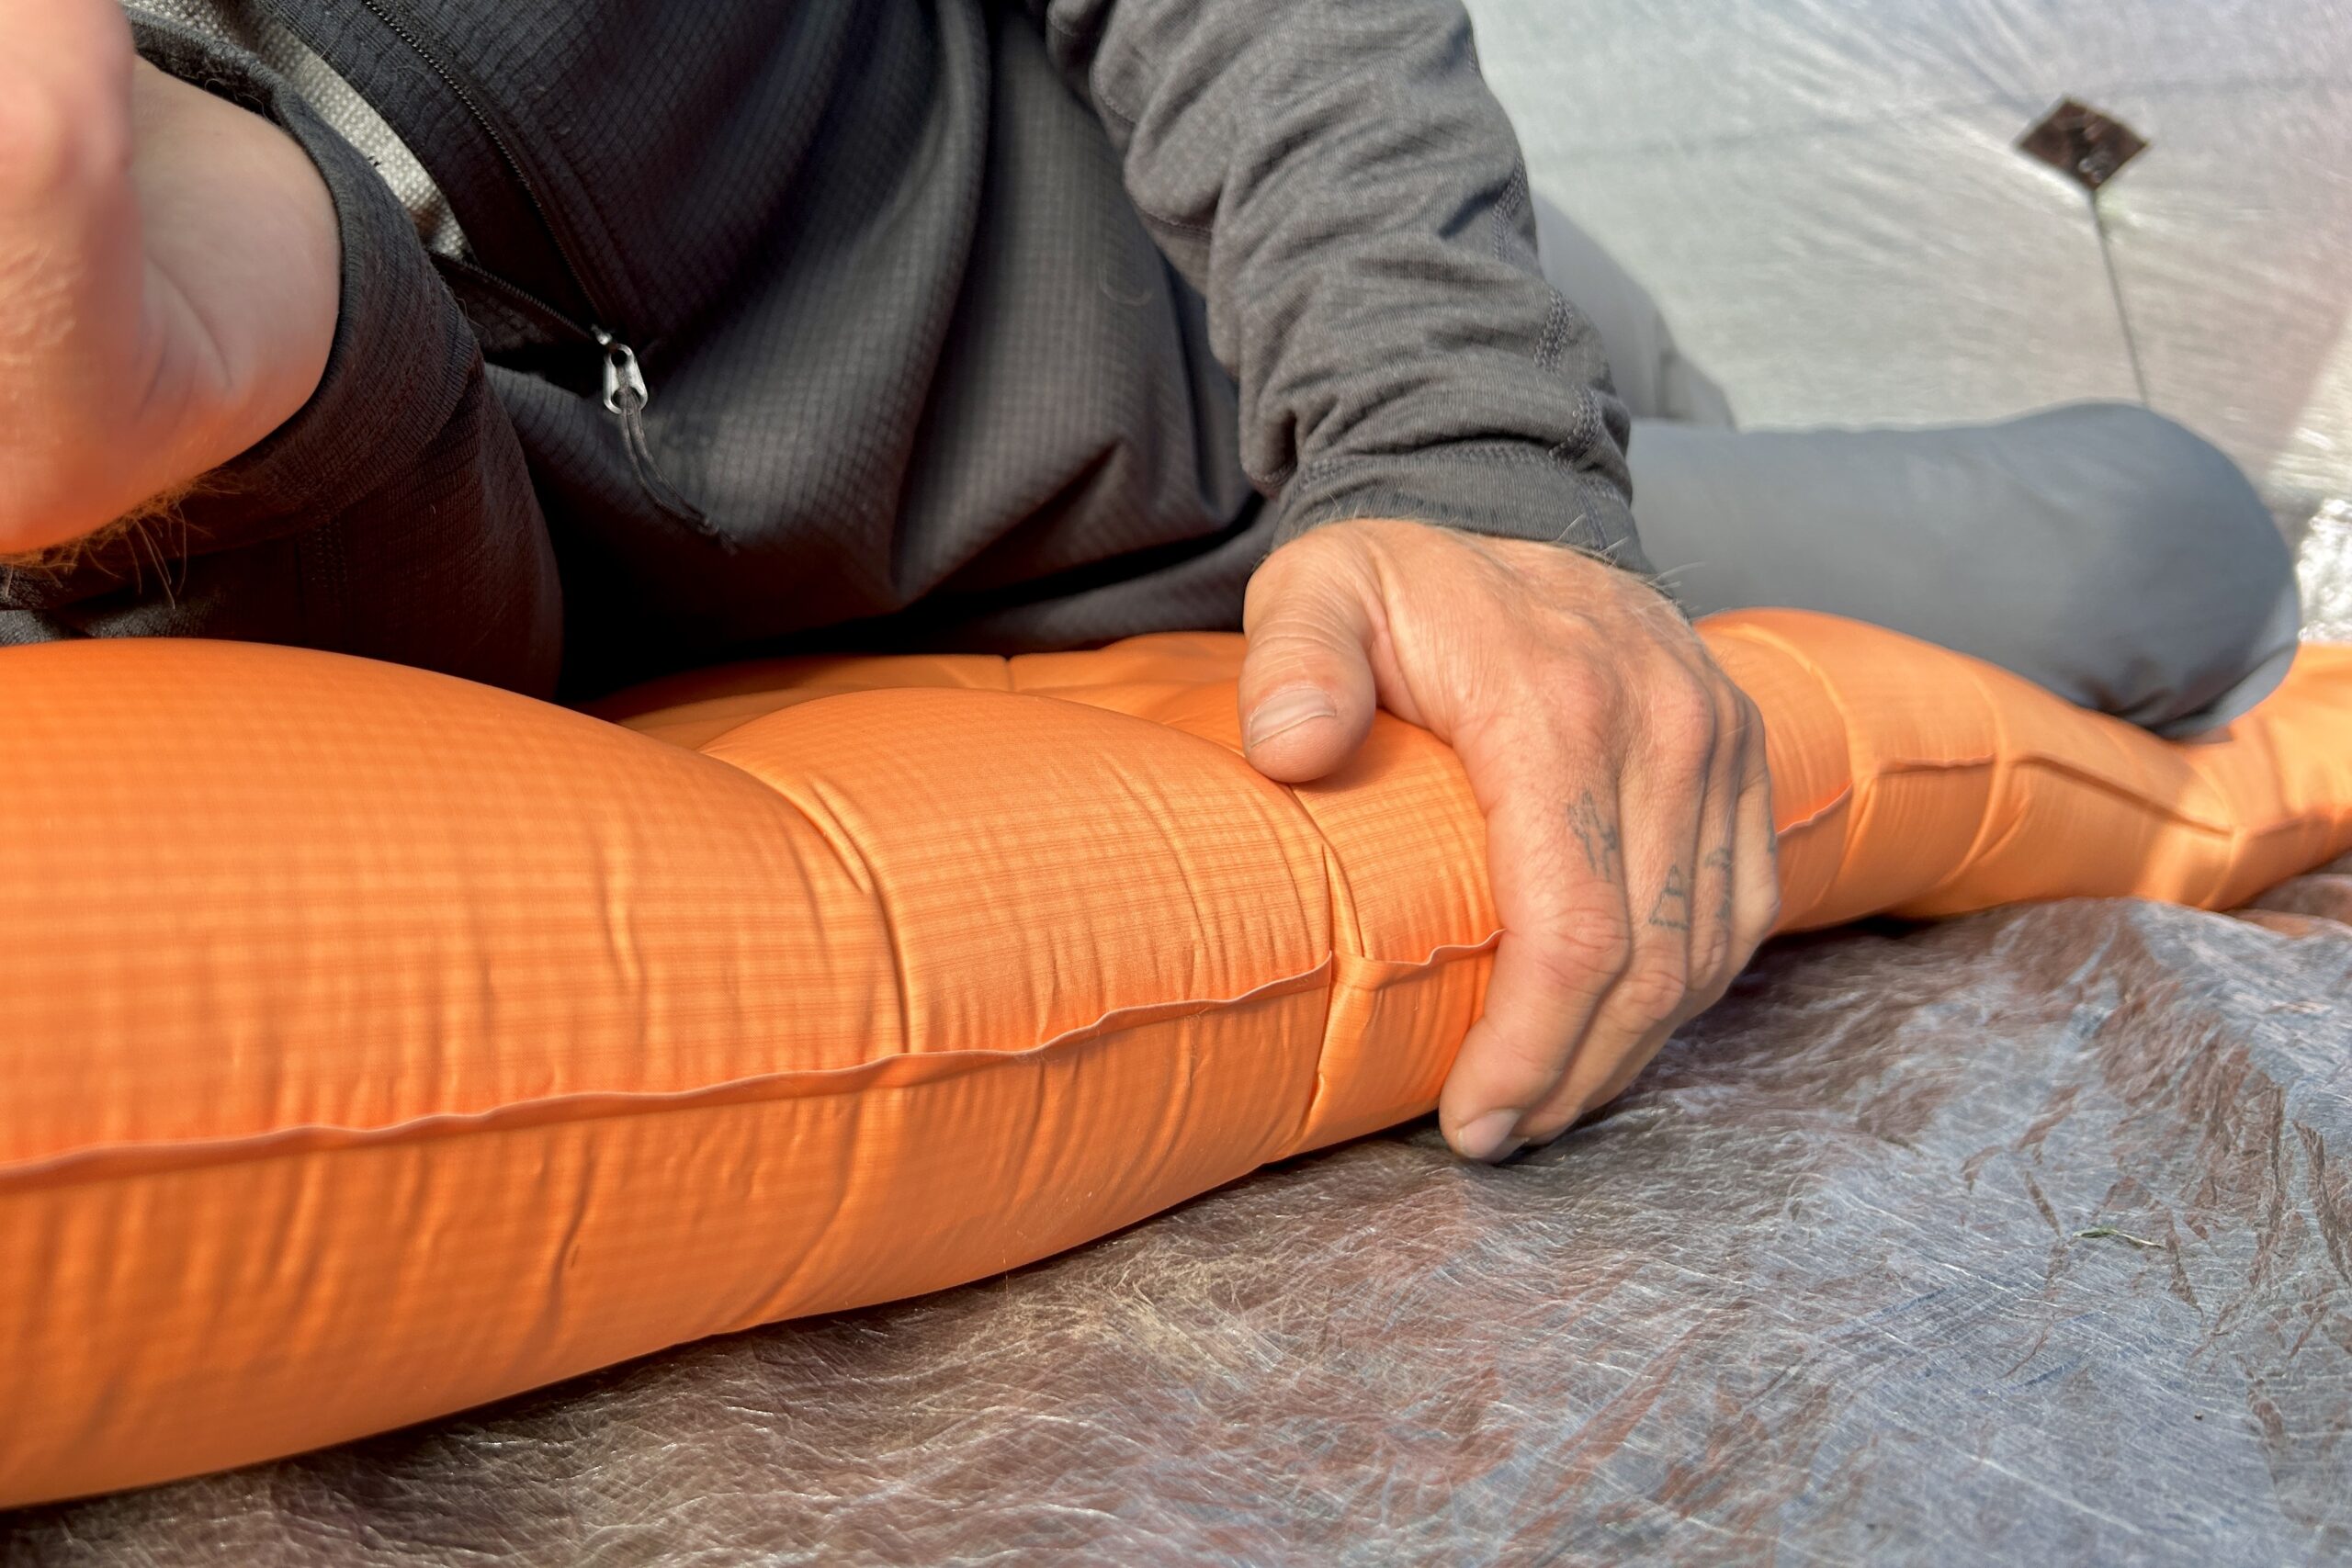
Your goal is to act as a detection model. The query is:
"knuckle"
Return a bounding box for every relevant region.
[1264,524,1347,575]
[1521,908,1633,996]
[1244,635,1349,696]
[1245,610,1361,671]
[1696,920,1735,983]
[1730,879,1782,952]
[1546,657,1619,722]
[1681,972,1736,1027]
[1648,679,1718,761]
[1741,714,1776,787]
[1246,560,1370,646]
[1746,840,1785,930]
[1611,952,1691,1023]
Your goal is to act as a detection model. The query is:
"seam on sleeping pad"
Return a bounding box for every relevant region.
[1747,624,2256,919]
[1776,784,1855,839]
[801,770,917,1061]
[2,937,1517,1190]
[1792,731,2238,838]
[1736,624,1866,896]
[1283,930,1506,1156]
[599,657,1017,733]
[680,678,1016,755]
[687,682,1429,1156]
[1246,739,1503,1146]
[0,959,1337,1188]
[1739,620,2235,833]
[2007,758,2236,834]
[1900,750,2262,915]
[1882,657,2018,911]
[1235,761,1354,1147]
[1953,652,2237,835]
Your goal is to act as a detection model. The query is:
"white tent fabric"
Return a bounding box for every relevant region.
[1464,0,2352,637]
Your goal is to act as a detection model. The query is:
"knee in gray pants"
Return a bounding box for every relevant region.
[2040,406,2301,735]
[1627,403,2302,737]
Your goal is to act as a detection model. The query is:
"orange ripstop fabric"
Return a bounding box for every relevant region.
[1,610,2346,1505]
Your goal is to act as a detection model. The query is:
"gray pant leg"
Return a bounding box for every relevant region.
[1626,406,2302,737]
[1532,195,2300,735]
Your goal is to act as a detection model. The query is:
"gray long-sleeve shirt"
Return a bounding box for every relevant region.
[10,0,1636,698]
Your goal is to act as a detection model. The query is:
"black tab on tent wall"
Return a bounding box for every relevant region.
[2018,99,2149,191]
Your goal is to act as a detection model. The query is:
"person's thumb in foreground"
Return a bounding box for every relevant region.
[1238,535,1384,784]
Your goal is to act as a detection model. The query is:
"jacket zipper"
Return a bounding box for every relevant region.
[351,0,721,542]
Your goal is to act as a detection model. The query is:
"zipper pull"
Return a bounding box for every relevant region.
[590,327,728,547]
[594,327,649,414]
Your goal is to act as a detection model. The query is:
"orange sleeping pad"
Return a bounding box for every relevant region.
[2,610,2348,1505]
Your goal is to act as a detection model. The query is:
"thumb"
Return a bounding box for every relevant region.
[1238,536,1380,784]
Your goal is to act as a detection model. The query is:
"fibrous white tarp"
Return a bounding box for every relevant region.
[1464,0,2352,632]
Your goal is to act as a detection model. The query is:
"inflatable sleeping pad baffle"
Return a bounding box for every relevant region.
[2,609,2349,1505]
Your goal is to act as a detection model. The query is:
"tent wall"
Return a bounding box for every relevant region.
[1464,0,2352,635]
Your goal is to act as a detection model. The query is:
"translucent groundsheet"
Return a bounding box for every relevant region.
[6,854,2347,1565]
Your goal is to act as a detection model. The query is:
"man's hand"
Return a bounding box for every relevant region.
[1240,518,1780,1161]
[0,0,337,554]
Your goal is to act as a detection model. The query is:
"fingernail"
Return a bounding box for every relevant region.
[1245,685,1338,750]
[1454,1109,1525,1163]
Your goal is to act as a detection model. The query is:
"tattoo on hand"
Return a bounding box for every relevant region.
[1566,790,1622,880]
[1649,863,1691,931]
[1705,846,1736,925]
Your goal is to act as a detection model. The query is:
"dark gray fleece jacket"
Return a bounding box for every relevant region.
[6,0,1636,699]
